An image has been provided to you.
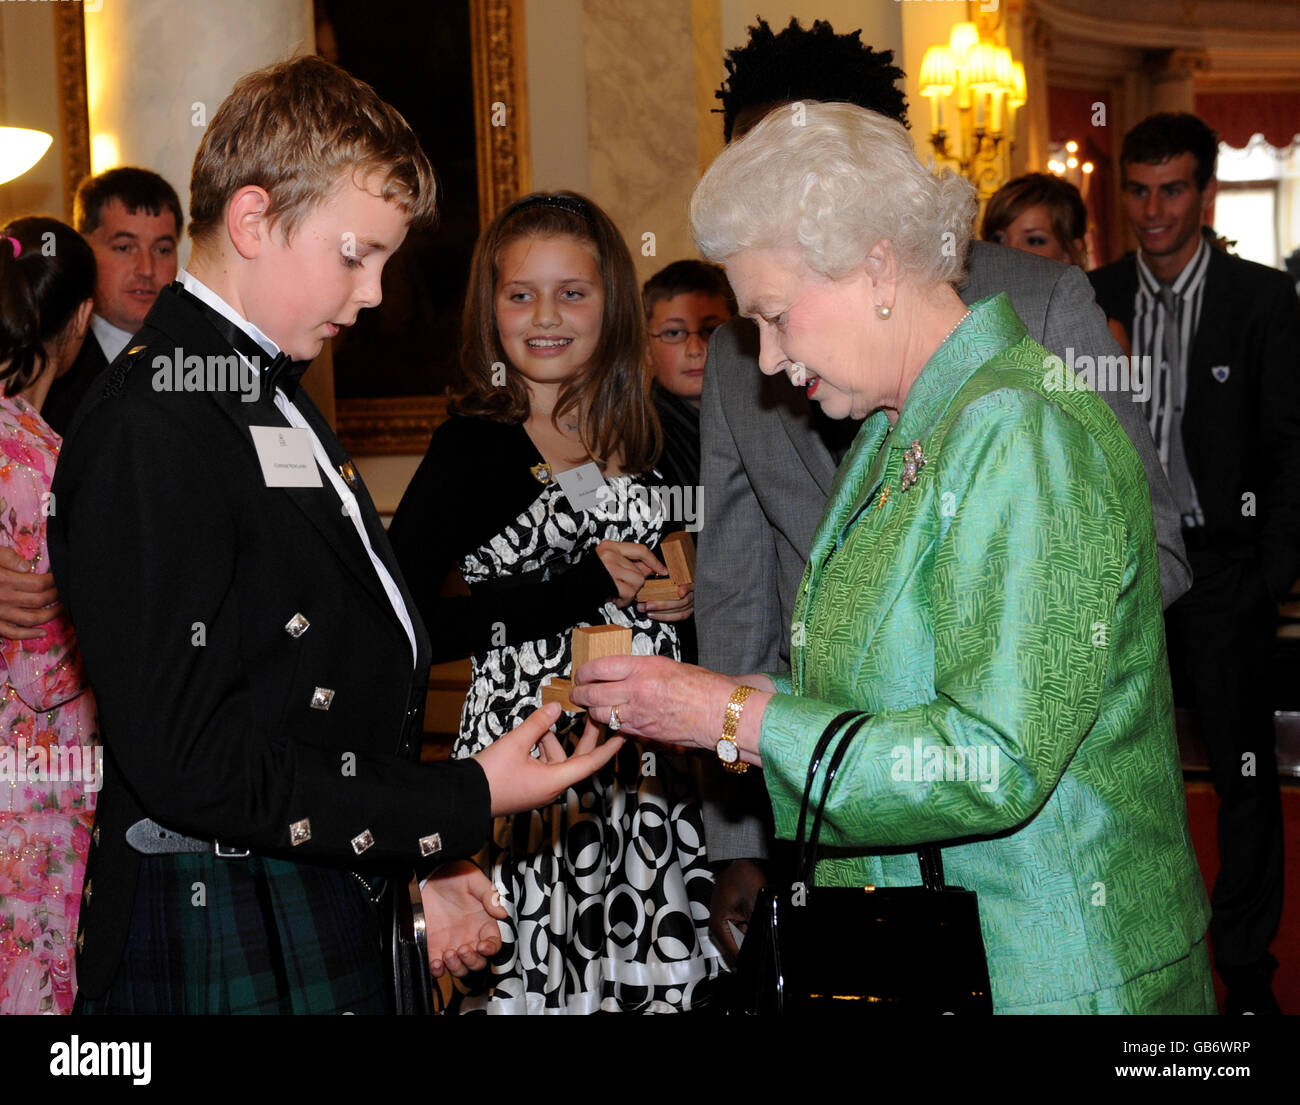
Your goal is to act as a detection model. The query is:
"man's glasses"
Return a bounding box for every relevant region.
[649,325,721,344]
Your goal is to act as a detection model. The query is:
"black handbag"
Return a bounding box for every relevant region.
[731,711,994,1014]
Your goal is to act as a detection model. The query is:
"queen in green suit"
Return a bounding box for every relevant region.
[572,101,1213,1014]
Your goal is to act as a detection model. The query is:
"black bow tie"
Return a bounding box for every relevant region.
[262,352,311,400]
[169,283,312,400]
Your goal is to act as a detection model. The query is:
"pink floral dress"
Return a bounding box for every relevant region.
[0,394,97,1014]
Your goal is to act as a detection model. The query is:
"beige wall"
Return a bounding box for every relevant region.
[525,1,907,283]
[721,1,904,88]
[0,4,64,224]
[527,0,718,284]
[526,0,590,195]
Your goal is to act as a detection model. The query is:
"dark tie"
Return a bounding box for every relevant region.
[262,353,310,400]
[171,283,311,399]
[1158,285,1201,524]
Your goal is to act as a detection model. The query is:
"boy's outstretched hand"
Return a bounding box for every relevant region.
[473,701,623,816]
[419,860,507,977]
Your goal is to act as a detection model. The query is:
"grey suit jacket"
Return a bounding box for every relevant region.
[696,240,1191,862]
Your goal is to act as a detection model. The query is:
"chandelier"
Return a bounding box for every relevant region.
[919,22,1024,200]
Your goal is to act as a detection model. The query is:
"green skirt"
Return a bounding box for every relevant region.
[78,853,389,1014]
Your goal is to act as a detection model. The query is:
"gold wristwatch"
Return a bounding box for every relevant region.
[717,685,757,774]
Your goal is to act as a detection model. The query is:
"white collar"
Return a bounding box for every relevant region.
[89,315,135,363]
[177,269,281,359]
[1136,234,1210,298]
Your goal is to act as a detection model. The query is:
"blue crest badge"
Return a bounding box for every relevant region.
[1211,364,1230,383]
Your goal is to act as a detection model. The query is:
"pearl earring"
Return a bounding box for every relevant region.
[875,304,892,320]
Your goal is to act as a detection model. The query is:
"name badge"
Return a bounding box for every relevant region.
[555,461,606,512]
[249,425,322,488]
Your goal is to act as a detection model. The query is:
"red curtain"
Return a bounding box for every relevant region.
[1195,92,1300,150]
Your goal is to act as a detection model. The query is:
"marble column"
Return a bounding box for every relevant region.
[84,0,315,253]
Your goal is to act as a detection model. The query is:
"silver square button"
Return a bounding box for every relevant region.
[285,613,310,637]
[351,830,375,855]
[290,818,312,846]
[418,832,442,858]
[310,687,334,710]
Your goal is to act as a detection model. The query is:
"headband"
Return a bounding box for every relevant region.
[506,194,597,230]
[5,235,20,259]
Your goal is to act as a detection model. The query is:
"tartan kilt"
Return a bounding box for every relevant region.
[78,853,390,1014]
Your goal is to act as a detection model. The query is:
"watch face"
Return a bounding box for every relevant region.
[717,738,739,764]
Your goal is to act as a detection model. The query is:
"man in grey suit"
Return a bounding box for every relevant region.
[695,17,1191,964]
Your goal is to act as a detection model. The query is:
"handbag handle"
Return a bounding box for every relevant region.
[795,711,947,893]
[800,712,871,887]
[793,710,864,882]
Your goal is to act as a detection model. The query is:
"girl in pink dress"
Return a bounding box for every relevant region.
[0,216,98,1013]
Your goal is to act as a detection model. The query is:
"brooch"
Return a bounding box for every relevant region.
[899,439,927,492]
[337,460,360,490]
[530,462,552,484]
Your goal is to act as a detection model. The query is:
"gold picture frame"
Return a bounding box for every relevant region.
[54,3,91,222]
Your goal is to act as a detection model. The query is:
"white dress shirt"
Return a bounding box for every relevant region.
[89,315,135,363]
[177,270,418,665]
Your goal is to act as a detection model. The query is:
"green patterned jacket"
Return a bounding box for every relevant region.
[758,293,1211,1013]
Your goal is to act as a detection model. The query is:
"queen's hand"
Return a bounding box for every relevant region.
[570,655,773,766]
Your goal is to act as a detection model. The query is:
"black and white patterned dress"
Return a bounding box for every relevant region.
[451,472,720,1014]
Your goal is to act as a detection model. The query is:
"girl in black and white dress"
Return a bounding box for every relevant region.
[389,192,720,1013]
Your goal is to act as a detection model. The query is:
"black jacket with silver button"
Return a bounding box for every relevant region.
[49,286,492,1000]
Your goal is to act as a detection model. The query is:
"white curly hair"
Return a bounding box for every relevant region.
[690,100,977,286]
